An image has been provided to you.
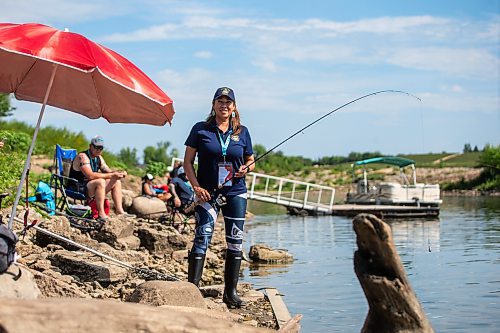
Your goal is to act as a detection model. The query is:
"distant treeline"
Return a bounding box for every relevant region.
[1,117,499,193]
[253,144,382,175]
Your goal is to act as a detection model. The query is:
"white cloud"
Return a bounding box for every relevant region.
[304,15,450,34]
[0,0,126,24]
[251,59,278,72]
[386,47,499,78]
[98,12,498,79]
[193,51,213,59]
[440,84,464,93]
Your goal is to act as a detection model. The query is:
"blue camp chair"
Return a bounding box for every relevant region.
[50,144,88,212]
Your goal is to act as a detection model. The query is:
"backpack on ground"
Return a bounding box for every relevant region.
[0,224,18,273]
[27,180,56,215]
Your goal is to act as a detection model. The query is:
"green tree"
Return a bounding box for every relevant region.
[477,144,500,190]
[118,147,138,167]
[253,144,267,159]
[145,161,168,177]
[479,144,500,171]
[143,141,171,165]
[0,94,16,118]
[463,143,472,153]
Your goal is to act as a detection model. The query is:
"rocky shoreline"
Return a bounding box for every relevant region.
[0,204,298,332]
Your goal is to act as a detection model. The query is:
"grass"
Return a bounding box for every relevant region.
[399,152,480,168]
[441,152,482,167]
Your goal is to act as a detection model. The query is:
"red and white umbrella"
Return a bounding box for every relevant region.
[0,22,176,228]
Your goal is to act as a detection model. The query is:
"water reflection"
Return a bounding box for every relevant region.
[389,219,441,252]
[246,214,340,248]
[248,262,293,277]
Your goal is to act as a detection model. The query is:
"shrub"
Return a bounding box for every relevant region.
[0,130,32,154]
[146,161,168,177]
[0,150,25,207]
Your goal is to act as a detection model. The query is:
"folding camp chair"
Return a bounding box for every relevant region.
[158,198,195,232]
[49,144,88,213]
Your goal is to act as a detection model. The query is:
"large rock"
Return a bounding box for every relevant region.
[48,250,129,284]
[0,265,42,299]
[34,216,78,249]
[249,244,294,263]
[116,235,141,250]
[136,226,188,255]
[131,196,167,218]
[31,269,90,298]
[92,216,135,248]
[94,243,149,264]
[0,298,274,333]
[160,304,242,322]
[127,281,206,308]
[121,189,135,209]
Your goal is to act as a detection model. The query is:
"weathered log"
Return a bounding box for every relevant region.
[353,213,434,333]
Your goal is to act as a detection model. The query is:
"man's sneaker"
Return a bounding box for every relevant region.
[117,212,136,218]
[96,216,109,223]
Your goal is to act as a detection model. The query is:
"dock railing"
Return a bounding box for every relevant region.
[247,172,336,213]
[171,158,336,213]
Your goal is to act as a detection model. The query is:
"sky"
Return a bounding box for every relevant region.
[1,0,499,160]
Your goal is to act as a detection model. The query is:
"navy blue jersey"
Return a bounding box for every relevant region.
[185,121,253,196]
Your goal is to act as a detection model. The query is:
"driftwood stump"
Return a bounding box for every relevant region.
[353,214,434,333]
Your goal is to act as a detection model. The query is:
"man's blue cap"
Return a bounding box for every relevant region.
[213,87,235,101]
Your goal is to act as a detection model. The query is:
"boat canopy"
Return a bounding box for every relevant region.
[353,156,415,168]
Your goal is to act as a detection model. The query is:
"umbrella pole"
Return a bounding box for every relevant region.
[8,64,58,229]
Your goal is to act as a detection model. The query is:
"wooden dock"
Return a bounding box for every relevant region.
[246,171,439,218]
[265,288,292,329]
[288,204,440,218]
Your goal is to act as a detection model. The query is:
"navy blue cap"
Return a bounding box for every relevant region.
[213,87,235,101]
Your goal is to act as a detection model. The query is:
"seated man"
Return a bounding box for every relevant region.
[169,166,195,212]
[69,135,134,221]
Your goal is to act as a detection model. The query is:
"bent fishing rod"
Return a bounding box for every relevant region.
[190,89,421,209]
[241,89,421,174]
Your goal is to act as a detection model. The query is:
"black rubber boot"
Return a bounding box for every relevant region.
[223,250,246,308]
[187,252,205,287]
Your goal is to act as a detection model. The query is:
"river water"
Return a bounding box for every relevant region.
[243,197,500,332]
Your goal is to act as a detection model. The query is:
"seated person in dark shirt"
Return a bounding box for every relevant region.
[69,135,134,220]
[169,166,195,211]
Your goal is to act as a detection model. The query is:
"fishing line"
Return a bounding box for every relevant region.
[190,89,421,210]
[247,90,421,170]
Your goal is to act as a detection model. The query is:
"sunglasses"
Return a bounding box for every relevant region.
[92,144,104,151]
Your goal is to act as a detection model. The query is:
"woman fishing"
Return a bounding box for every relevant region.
[183,87,255,308]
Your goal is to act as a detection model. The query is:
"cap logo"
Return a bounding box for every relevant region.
[222,87,231,95]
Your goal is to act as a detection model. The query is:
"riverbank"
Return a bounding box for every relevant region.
[0,204,284,331]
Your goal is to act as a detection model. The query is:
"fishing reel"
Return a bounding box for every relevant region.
[214,193,227,207]
[183,193,227,214]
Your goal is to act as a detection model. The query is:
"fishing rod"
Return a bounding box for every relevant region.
[12,216,181,281]
[190,89,421,209]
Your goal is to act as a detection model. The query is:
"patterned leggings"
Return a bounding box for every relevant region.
[191,193,247,254]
